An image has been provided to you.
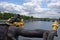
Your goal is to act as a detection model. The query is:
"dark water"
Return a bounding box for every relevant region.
[18,21,60,40]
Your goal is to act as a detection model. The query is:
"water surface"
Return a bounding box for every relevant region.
[18,21,60,40]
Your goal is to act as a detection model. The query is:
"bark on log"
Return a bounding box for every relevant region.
[8,27,58,40]
[0,25,58,40]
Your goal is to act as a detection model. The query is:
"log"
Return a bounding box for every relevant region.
[0,23,9,40]
[0,24,58,40]
[8,27,58,40]
[19,29,49,38]
[47,30,58,40]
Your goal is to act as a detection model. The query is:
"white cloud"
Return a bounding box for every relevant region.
[35,6,49,12]
[0,0,60,18]
[47,0,60,18]
[23,0,49,13]
[22,0,60,18]
[0,2,25,14]
[48,0,60,8]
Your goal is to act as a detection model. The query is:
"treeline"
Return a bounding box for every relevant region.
[33,18,60,22]
[0,12,34,20]
[0,12,60,22]
[0,12,15,19]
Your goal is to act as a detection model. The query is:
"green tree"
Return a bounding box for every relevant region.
[0,13,3,19]
[3,13,15,19]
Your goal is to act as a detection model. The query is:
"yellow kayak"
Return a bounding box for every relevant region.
[13,21,24,26]
[6,18,24,27]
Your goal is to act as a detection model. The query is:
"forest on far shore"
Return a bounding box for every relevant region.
[0,12,33,20]
[0,11,60,22]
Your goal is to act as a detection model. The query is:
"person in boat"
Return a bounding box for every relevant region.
[7,14,21,23]
[6,14,24,27]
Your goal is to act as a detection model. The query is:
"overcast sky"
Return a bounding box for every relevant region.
[0,0,60,18]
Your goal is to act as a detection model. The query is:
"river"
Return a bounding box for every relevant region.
[18,21,60,40]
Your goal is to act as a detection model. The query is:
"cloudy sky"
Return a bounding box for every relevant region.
[0,0,60,18]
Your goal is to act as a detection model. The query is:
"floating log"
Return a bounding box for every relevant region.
[19,29,49,38]
[0,23,9,40]
[8,27,58,40]
[0,23,58,40]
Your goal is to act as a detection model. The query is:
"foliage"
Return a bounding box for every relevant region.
[0,12,34,20]
[0,11,59,22]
